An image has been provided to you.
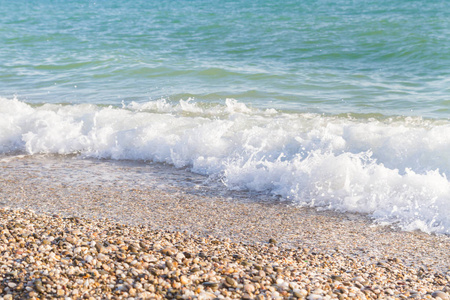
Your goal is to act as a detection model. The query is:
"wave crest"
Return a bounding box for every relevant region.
[1,96,449,234]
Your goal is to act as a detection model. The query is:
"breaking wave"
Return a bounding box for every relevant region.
[1,96,449,234]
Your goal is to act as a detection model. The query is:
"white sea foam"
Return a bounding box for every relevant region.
[1,96,449,234]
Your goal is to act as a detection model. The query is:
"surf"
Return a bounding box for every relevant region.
[1,96,449,234]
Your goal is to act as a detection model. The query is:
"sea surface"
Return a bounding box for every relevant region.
[1,0,449,234]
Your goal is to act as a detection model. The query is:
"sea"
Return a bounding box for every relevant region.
[1,0,449,234]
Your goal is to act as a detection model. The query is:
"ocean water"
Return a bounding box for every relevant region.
[1,0,449,234]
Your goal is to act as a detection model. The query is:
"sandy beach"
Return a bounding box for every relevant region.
[0,155,449,299]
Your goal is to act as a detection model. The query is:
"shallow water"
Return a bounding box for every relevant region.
[2,0,449,118]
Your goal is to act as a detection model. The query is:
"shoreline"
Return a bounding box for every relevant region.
[0,155,449,298]
[0,208,449,299]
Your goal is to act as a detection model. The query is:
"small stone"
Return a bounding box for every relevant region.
[242,293,253,299]
[226,277,238,287]
[391,257,401,263]
[95,243,105,253]
[432,291,449,300]
[98,270,109,275]
[65,236,76,245]
[128,244,139,252]
[274,266,283,273]
[97,253,108,261]
[244,283,255,294]
[268,238,277,244]
[102,263,111,271]
[352,276,365,283]
[241,260,251,266]
[175,252,185,261]
[293,289,308,298]
[172,281,181,289]
[72,229,82,235]
[203,282,219,289]
[331,275,342,281]
[34,280,45,293]
[166,260,173,269]
[289,282,299,290]
[180,275,189,285]
[385,289,394,296]
[129,287,137,296]
[161,248,175,256]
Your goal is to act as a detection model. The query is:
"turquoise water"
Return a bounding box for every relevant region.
[1,0,449,118]
[1,1,450,234]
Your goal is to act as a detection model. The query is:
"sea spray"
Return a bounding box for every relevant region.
[1,97,449,234]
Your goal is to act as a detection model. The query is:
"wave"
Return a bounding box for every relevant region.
[1,96,449,234]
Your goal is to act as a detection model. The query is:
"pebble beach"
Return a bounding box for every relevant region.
[2,0,450,299]
[0,156,449,299]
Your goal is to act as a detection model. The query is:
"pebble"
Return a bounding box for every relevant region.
[161,248,175,256]
[307,295,323,300]
[244,283,256,293]
[432,291,450,300]
[0,208,448,300]
[226,276,238,287]
[95,243,104,253]
[203,282,219,289]
[293,289,308,298]
[180,275,190,285]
